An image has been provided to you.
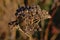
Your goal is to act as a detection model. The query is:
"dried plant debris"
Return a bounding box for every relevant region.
[8,5,51,40]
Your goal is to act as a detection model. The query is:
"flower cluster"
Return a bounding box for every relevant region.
[9,5,51,37]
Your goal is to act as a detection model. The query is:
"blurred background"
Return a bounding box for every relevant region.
[0,0,60,40]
